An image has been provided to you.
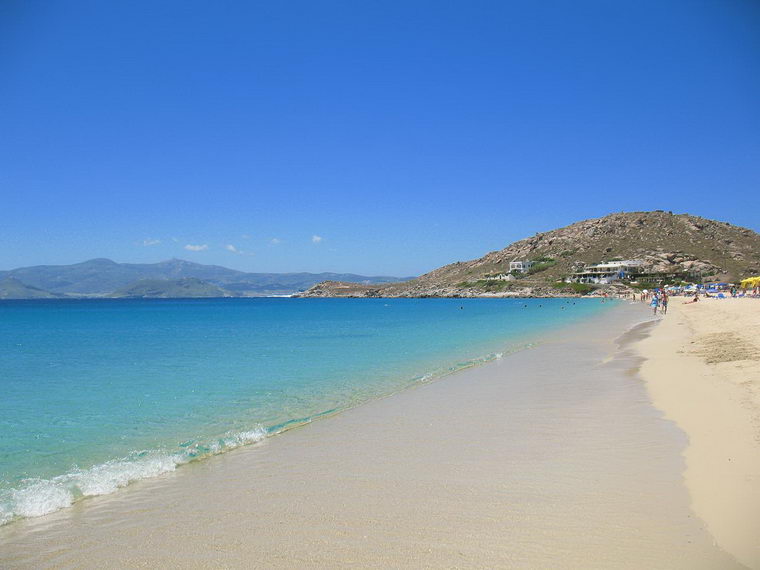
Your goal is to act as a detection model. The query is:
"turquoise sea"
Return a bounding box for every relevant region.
[0,297,615,524]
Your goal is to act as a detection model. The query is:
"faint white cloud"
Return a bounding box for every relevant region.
[171,237,180,243]
[225,244,254,256]
[142,238,161,246]
[311,235,323,244]
[269,238,282,245]
[241,234,252,240]
[184,244,209,252]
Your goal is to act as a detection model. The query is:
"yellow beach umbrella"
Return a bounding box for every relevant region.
[741,276,760,288]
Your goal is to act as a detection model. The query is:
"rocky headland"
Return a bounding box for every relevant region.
[297,211,760,298]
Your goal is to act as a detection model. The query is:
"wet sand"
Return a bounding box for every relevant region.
[637,298,760,569]
[0,303,742,568]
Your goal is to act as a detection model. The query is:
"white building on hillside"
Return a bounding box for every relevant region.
[509,260,534,273]
[570,260,644,284]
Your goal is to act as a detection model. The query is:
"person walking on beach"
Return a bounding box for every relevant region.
[650,293,660,315]
[661,292,668,315]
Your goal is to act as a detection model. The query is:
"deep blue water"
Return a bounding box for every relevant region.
[0,297,615,523]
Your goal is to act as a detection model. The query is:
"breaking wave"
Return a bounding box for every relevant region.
[0,426,267,526]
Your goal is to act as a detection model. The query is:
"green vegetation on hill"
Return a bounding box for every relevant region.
[0,277,59,299]
[551,282,595,295]
[527,257,557,275]
[109,278,229,298]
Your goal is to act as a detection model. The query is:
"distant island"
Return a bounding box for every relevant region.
[0,258,413,300]
[298,211,760,298]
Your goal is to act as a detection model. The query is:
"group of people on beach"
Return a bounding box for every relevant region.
[628,282,760,311]
[629,290,669,315]
[736,284,760,297]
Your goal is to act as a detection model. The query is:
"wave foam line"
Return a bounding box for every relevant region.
[438,345,533,376]
[0,426,267,526]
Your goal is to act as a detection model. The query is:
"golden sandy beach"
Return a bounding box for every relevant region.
[637,298,760,569]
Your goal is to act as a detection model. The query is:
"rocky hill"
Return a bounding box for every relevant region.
[299,211,760,298]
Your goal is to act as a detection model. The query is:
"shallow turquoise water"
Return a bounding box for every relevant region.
[0,297,614,523]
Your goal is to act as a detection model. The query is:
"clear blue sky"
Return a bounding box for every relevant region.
[1,1,758,275]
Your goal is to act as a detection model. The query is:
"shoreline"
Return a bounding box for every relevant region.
[0,302,741,568]
[1,291,619,301]
[636,299,760,569]
[0,298,607,528]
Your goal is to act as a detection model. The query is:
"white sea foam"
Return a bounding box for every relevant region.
[8,479,73,519]
[0,424,268,525]
[73,453,183,496]
[208,427,267,454]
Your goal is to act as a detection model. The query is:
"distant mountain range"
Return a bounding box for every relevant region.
[0,259,413,299]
